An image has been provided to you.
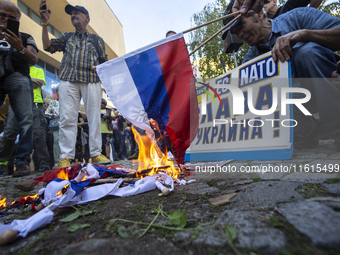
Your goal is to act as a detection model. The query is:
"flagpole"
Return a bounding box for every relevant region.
[182,11,241,34]
[188,14,242,57]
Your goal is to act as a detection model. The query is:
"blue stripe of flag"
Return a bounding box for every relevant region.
[125,47,170,130]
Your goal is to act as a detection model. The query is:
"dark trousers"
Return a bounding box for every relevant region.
[32,103,50,170]
[116,131,128,160]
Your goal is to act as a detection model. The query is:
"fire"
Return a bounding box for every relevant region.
[132,120,180,178]
[56,169,69,180]
[0,195,6,208]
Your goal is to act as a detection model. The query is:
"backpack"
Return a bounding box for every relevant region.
[64,32,107,64]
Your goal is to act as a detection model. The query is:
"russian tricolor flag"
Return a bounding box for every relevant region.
[97,33,199,163]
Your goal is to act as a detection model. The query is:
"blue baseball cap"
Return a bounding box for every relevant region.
[65,5,89,15]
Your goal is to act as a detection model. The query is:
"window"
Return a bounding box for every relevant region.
[17,0,61,38]
[31,11,41,24]
[37,58,59,80]
[17,0,29,16]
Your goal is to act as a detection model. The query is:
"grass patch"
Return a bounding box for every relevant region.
[206,178,217,187]
[297,183,326,198]
[252,177,261,182]
[325,178,340,184]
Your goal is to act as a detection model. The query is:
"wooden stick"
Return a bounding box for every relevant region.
[183,11,241,34]
[94,177,140,184]
[188,14,242,57]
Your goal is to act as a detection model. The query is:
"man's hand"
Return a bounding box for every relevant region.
[39,0,51,22]
[31,78,44,88]
[271,30,307,62]
[232,0,264,17]
[4,30,23,51]
[331,61,340,90]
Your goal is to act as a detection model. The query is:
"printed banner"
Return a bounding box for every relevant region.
[186,52,293,161]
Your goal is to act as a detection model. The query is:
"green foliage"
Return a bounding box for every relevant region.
[67,223,90,232]
[60,211,81,223]
[117,224,138,238]
[60,206,96,222]
[166,210,188,228]
[97,200,105,205]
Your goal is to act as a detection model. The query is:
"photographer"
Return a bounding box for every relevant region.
[0,0,38,177]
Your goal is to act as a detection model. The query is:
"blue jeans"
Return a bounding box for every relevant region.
[0,72,33,165]
[291,42,340,137]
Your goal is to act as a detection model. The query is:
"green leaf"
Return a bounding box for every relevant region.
[167,210,188,228]
[117,224,138,238]
[60,211,81,222]
[82,209,96,216]
[225,224,237,242]
[97,200,105,205]
[67,223,90,232]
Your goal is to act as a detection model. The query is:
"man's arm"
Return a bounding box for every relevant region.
[39,0,52,50]
[32,78,44,88]
[31,67,46,88]
[272,27,340,62]
[3,30,37,65]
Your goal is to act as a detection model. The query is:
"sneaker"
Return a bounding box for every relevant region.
[91,154,111,164]
[57,158,72,168]
[12,164,30,177]
[38,164,50,172]
[128,152,138,160]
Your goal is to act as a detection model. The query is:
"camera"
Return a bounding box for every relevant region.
[101,113,104,118]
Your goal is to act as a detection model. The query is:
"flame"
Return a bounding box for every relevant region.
[56,169,69,180]
[132,120,179,178]
[0,195,6,208]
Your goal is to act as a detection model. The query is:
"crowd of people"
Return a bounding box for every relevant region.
[0,0,339,176]
[0,0,138,177]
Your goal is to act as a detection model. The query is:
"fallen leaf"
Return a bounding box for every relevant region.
[225,224,237,242]
[167,210,188,228]
[60,211,81,222]
[67,223,90,232]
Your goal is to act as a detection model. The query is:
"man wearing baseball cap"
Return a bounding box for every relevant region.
[39,0,111,167]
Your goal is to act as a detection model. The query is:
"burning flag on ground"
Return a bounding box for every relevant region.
[97,33,199,164]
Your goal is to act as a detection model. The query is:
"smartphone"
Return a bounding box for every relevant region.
[4,18,19,36]
[41,0,47,10]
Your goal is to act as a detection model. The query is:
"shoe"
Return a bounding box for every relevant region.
[91,154,111,164]
[38,164,50,172]
[57,158,72,168]
[294,128,319,150]
[334,132,340,151]
[0,165,6,176]
[128,152,138,160]
[12,164,30,177]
